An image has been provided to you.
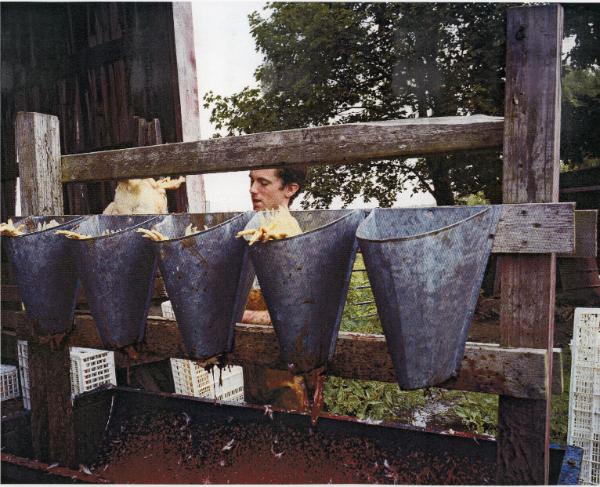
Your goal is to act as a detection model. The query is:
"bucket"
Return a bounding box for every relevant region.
[247,210,364,373]
[356,206,501,389]
[68,215,161,348]
[3,216,84,335]
[151,212,255,359]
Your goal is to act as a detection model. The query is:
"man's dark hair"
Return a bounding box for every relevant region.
[277,165,308,204]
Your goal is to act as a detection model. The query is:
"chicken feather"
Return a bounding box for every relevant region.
[0,219,26,236]
[103,177,185,215]
[236,206,302,245]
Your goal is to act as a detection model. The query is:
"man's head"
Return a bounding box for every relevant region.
[249,166,307,210]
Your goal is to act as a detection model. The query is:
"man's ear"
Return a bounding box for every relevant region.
[284,183,300,199]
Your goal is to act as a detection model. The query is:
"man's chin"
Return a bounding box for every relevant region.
[252,202,263,210]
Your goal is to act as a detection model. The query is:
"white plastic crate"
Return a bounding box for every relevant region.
[171,359,244,403]
[17,340,30,409]
[17,341,117,409]
[70,347,117,396]
[567,307,600,485]
[1,364,20,401]
[161,300,176,320]
[213,366,245,402]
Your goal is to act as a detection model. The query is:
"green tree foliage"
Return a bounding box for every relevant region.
[562,68,600,168]
[561,5,600,169]
[204,3,600,207]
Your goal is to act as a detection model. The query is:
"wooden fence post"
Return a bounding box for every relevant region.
[15,111,76,467]
[496,5,563,484]
[171,2,207,213]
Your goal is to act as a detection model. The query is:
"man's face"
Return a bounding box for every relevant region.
[249,169,298,210]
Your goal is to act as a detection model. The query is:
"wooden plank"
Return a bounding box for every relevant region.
[61,115,504,183]
[558,210,598,258]
[557,258,600,292]
[560,185,600,194]
[497,5,563,485]
[170,2,206,213]
[16,112,63,215]
[0,203,577,255]
[1,452,110,484]
[3,310,561,399]
[493,203,573,254]
[14,111,76,468]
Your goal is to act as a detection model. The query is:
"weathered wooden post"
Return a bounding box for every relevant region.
[496,5,563,484]
[171,2,206,213]
[15,111,76,467]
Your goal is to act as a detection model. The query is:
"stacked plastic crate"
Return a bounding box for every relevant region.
[17,340,117,409]
[1,364,20,402]
[69,347,117,396]
[165,300,245,403]
[17,341,30,409]
[170,358,244,403]
[568,308,600,485]
[170,358,213,397]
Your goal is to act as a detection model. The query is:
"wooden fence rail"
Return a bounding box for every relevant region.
[61,115,504,182]
[0,310,563,400]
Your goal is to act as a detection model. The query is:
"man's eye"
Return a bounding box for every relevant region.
[260,181,269,186]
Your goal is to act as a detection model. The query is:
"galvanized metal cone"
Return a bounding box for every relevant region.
[247,209,364,373]
[68,215,161,348]
[357,206,501,389]
[3,216,84,335]
[152,212,255,359]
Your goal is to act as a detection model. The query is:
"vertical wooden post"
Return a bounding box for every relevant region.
[496,5,563,484]
[15,111,76,467]
[171,2,207,213]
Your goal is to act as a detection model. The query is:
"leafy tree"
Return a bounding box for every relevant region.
[205,3,599,208]
[561,67,600,168]
[561,5,600,168]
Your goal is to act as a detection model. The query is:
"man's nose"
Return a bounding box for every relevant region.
[250,182,258,194]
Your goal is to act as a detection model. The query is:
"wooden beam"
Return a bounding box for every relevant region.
[558,210,598,258]
[14,112,76,468]
[497,5,563,484]
[4,310,561,399]
[170,2,206,213]
[61,115,504,183]
[16,113,64,215]
[493,203,573,254]
[0,204,576,262]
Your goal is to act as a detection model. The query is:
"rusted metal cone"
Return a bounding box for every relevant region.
[356,206,501,389]
[152,212,255,359]
[68,215,161,348]
[3,216,84,335]
[248,210,364,373]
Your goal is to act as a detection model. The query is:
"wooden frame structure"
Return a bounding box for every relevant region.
[1,5,596,484]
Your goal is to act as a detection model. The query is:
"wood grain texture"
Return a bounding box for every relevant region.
[61,115,504,182]
[557,210,598,258]
[493,203,573,254]
[497,5,563,485]
[557,258,600,292]
[502,11,562,204]
[3,310,562,399]
[14,111,76,468]
[0,203,576,255]
[16,112,64,215]
[170,2,206,213]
